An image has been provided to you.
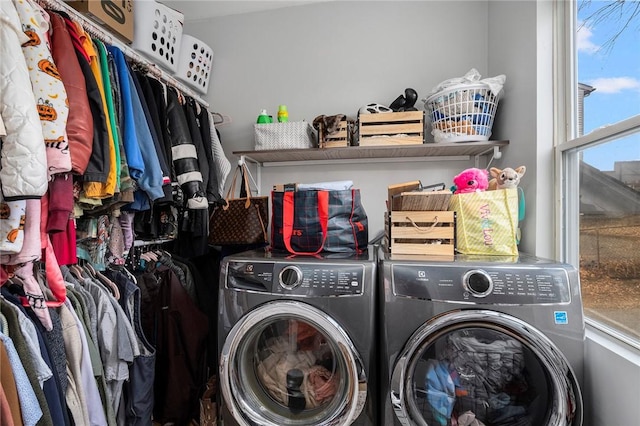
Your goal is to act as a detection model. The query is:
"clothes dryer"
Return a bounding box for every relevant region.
[218,248,377,426]
[378,249,584,426]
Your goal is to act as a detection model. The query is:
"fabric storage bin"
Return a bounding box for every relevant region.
[132,1,184,72]
[254,122,317,150]
[174,34,213,95]
[448,188,520,255]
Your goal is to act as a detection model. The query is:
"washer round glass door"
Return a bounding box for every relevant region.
[391,310,582,426]
[220,300,367,426]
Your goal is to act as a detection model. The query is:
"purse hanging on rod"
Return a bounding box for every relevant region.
[208,162,269,246]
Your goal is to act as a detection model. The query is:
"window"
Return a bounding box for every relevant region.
[557,0,640,345]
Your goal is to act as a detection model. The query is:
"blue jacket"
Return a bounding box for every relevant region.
[106,46,144,181]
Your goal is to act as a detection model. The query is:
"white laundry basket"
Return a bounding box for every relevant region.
[132,0,184,73]
[174,34,213,95]
[424,83,501,143]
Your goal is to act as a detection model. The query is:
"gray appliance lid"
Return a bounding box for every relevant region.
[227,246,375,263]
[379,247,569,268]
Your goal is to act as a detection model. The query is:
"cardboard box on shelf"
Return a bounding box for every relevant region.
[67,0,134,44]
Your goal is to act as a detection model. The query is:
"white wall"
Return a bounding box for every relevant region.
[585,328,640,426]
[487,0,555,258]
[184,1,506,237]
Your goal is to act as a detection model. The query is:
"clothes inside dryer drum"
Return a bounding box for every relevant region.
[256,336,339,408]
[250,319,340,413]
[416,328,551,426]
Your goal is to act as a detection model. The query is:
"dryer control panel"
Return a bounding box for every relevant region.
[227,261,365,297]
[392,264,572,304]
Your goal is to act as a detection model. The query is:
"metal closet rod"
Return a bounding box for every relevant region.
[35,0,210,109]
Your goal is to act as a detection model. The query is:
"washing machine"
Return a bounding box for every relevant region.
[378,249,584,426]
[218,247,377,426]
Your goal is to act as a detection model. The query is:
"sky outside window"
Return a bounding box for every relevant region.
[578,0,640,171]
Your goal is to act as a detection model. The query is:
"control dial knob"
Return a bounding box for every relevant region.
[463,269,493,297]
[279,266,303,290]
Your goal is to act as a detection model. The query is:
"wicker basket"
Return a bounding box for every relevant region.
[254,122,317,150]
[424,83,501,143]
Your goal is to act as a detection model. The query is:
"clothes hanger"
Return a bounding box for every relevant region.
[211,112,232,126]
[95,270,120,300]
[70,264,85,280]
[80,259,97,279]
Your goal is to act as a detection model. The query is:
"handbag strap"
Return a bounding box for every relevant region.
[282,191,329,255]
[223,166,241,205]
[240,164,254,208]
[223,164,255,210]
[253,203,268,242]
[518,187,526,221]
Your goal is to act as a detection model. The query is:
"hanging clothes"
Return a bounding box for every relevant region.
[82,36,117,200]
[136,262,209,424]
[166,88,208,211]
[13,0,71,176]
[4,1,227,424]
[64,16,111,187]
[104,266,156,426]
[195,105,223,204]
[48,10,93,176]
[0,0,48,201]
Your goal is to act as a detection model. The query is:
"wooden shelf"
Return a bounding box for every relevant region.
[234,140,508,166]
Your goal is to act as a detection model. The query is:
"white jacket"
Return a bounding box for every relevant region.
[0,0,48,200]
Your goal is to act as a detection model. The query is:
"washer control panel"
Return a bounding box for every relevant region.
[392,264,572,304]
[227,261,365,296]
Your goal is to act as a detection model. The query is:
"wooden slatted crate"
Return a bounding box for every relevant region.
[358,111,424,146]
[319,120,351,148]
[387,210,456,255]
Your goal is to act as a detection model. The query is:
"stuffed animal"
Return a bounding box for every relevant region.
[453,168,489,194]
[488,166,526,190]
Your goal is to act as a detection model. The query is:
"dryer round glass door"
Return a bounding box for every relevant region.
[391,309,582,426]
[220,300,367,426]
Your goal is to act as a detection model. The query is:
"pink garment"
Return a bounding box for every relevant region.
[307,365,339,403]
[13,262,53,331]
[42,236,66,308]
[6,199,42,265]
[36,192,66,309]
[457,411,486,426]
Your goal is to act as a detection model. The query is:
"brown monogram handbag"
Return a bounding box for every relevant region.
[208,163,268,246]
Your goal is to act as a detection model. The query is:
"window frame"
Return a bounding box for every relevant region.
[555,0,640,349]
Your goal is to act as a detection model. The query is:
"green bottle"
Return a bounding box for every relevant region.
[257,109,272,124]
[277,105,289,123]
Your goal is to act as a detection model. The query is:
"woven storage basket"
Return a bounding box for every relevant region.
[254,122,317,150]
[175,35,213,95]
[132,1,184,72]
[424,83,501,143]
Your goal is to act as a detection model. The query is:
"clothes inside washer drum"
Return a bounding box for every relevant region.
[439,330,533,426]
[256,337,339,409]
